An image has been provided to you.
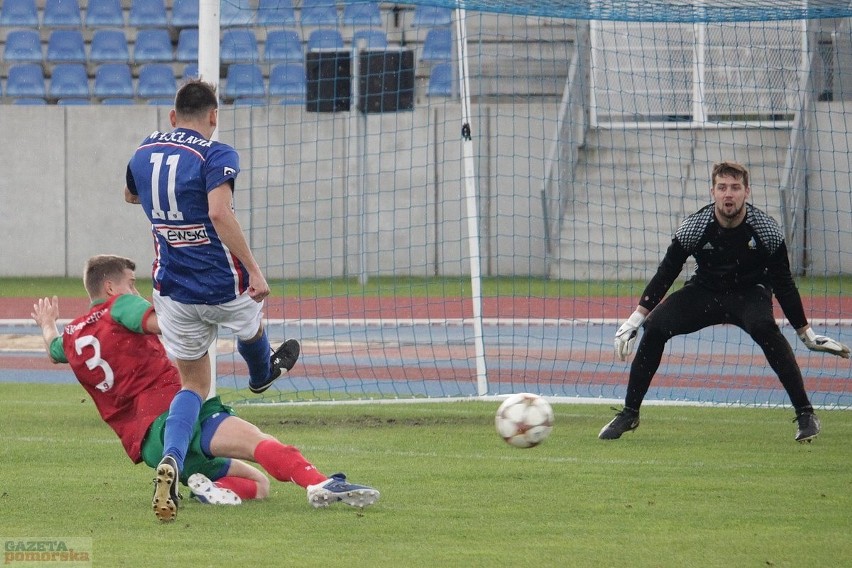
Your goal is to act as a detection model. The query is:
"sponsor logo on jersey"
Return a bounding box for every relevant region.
[154,223,211,247]
[748,237,757,249]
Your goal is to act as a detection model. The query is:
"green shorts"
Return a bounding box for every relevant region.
[140,396,236,484]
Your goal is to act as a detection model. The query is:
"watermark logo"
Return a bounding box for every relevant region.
[2,538,92,567]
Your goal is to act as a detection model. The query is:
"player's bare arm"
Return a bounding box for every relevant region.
[207,183,269,302]
[30,296,62,364]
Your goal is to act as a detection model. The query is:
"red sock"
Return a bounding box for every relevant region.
[253,439,328,488]
[215,476,258,500]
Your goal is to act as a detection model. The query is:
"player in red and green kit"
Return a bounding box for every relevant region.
[32,255,380,519]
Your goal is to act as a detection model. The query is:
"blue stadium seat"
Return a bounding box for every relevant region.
[342,2,381,27]
[129,0,168,27]
[94,63,134,98]
[176,28,199,62]
[420,27,452,62]
[263,29,302,63]
[224,63,265,100]
[221,28,259,63]
[257,0,295,26]
[221,0,255,27]
[426,62,452,97]
[58,98,91,105]
[90,29,130,63]
[47,30,87,63]
[268,63,305,102]
[5,64,46,98]
[43,0,82,27]
[170,0,199,27]
[134,28,173,63]
[148,98,174,105]
[84,0,124,26]
[412,5,452,27]
[3,30,42,63]
[351,29,387,50]
[137,63,177,98]
[307,28,344,51]
[0,0,39,27]
[49,63,90,99]
[101,97,135,104]
[300,0,337,26]
[13,98,47,104]
[182,63,198,80]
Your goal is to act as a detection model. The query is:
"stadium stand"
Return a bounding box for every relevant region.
[48,63,90,99]
[351,28,388,49]
[176,28,199,62]
[342,2,381,27]
[84,0,125,27]
[137,63,177,98]
[257,0,296,26]
[0,0,40,27]
[58,97,90,104]
[128,0,168,28]
[46,30,87,63]
[221,28,260,63]
[133,28,174,63]
[43,0,83,27]
[268,62,305,102]
[300,0,338,27]
[182,63,198,79]
[307,28,344,50]
[89,29,131,63]
[264,29,303,63]
[6,64,46,98]
[221,0,255,27]
[170,0,199,28]
[147,97,173,104]
[223,63,265,100]
[13,98,47,104]
[3,30,43,63]
[426,62,452,96]
[412,5,452,27]
[94,63,134,98]
[101,97,135,104]
[420,27,452,62]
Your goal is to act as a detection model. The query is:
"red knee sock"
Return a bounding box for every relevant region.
[215,476,258,500]
[253,439,328,488]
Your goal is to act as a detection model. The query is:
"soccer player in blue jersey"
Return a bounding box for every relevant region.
[602,161,850,443]
[124,80,301,521]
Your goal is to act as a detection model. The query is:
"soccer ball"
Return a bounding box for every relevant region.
[495,393,554,448]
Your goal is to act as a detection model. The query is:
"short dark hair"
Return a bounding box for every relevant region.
[83,255,136,298]
[712,161,749,188]
[174,80,218,120]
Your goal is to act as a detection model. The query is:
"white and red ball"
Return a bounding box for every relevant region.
[495,393,554,448]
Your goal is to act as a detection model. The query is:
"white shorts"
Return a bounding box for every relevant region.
[153,290,264,360]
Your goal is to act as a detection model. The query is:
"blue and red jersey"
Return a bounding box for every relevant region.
[125,128,249,305]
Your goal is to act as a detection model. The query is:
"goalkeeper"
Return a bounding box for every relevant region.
[31,255,380,522]
[602,161,849,443]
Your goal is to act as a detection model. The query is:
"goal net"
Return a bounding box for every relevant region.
[207,0,852,409]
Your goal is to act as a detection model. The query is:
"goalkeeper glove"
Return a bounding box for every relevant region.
[614,310,646,361]
[798,328,851,359]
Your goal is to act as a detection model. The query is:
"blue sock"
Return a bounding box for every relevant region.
[162,389,203,472]
[238,328,272,385]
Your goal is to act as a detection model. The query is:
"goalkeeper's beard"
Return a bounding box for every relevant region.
[716,202,744,222]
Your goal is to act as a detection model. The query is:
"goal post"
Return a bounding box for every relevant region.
[204,1,852,410]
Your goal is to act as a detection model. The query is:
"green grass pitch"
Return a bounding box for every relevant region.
[1,384,850,567]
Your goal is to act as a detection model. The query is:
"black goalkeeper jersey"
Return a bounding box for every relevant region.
[638,203,808,329]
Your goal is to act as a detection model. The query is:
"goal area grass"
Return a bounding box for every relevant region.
[2,383,850,567]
